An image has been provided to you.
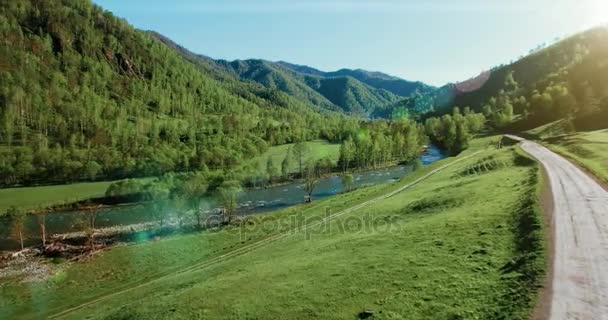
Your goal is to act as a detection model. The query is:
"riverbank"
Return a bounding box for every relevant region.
[0,145,444,251]
[0,140,342,215]
[0,136,546,320]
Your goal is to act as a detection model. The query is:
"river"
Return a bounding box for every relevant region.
[0,145,446,250]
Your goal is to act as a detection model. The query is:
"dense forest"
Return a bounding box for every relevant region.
[409,27,608,130]
[277,62,434,97]
[0,0,368,187]
[151,33,432,116]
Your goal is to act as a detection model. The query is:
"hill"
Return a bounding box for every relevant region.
[412,27,608,131]
[278,61,434,97]
[195,57,410,115]
[0,137,546,320]
[149,34,431,116]
[0,0,359,187]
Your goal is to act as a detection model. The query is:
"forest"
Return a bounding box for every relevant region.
[0,0,365,187]
[414,27,608,132]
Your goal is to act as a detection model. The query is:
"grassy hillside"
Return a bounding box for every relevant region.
[528,123,608,184]
[246,140,341,174]
[0,181,112,213]
[0,137,546,320]
[415,27,608,133]
[0,0,358,187]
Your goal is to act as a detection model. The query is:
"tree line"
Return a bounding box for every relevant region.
[0,0,361,187]
[424,107,486,155]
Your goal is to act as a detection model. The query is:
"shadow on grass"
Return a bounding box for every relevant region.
[486,156,545,320]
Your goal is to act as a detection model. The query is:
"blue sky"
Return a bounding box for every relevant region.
[94,0,607,86]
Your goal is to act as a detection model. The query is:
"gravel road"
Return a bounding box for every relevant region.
[511,136,608,320]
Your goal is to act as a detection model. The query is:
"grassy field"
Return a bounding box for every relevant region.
[528,122,608,184]
[246,139,341,173]
[0,181,115,213]
[0,141,340,214]
[0,137,546,320]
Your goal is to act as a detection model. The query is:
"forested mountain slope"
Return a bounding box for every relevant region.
[150,33,429,116]
[278,61,434,97]
[0,0,359,186]
[199,57,406,115]
[407,27,608,131]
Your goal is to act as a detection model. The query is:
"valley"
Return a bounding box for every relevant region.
[1,137,546,320]
[1,1,608,320]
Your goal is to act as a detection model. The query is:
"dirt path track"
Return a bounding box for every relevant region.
[509,135,608,320]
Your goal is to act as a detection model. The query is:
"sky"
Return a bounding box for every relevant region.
[94,0,608,86]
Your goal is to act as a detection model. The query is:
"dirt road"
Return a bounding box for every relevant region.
[510,136,608,320]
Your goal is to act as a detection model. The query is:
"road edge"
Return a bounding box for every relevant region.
[531,164,555,320]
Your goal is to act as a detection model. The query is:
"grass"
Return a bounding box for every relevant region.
[0,136,546,320]
[0,181,116,214]
[0,140,340,214]
[246,139,341,173]
[527,122,608,184]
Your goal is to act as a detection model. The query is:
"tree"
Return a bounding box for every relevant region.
[180,175,208,228]
[173,196,188,228]
[35,206,49,247]
[8,206,26,251]
[339,137,355,172]
[292,142,309,177]
[281,147,292,179]
[85,161,102,181]
[216,180,242,223]
[404,128,419,160]
[266,157,279,184]
[79,204,101,251]
[303,161,319,203]
[341,173,354,193]
[451,121,470,155]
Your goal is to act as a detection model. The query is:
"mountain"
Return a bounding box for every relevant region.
[0,0,358,186]
[410,27,608,131]
[149,34,432,116]
[278,62,434,97]
[204,58,409,115]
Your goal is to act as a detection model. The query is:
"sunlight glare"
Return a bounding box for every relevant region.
[589,0,608,25]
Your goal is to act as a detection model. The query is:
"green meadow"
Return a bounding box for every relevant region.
[246,139,341,173]
[0,140,341,214]
[0,181,115,213]
[0,137,546,320]
[528,121,608,184]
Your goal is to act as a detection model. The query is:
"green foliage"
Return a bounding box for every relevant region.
[105,179,145,197]
[0,138,545,320]
[0,0,360,187]
[338,120,427,170]
[425,110,486,155]
[412,159,423,172]
[280,147,292,178]
[216,180,242,221]
[421,27,608,133]
[340,173,354,192]
[199,58,431,116]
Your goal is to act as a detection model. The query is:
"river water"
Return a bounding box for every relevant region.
[0,145,445,250]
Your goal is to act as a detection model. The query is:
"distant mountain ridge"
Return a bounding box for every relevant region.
[149,32,433,116]
[277,61,434,97]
